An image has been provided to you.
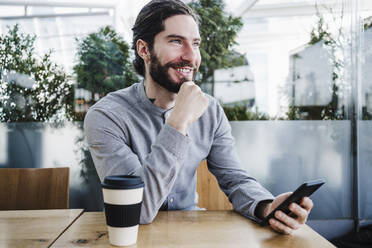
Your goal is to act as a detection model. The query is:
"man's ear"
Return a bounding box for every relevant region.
[137,39,150,62]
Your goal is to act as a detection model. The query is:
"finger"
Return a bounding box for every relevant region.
[275,211,299,230]
[269,218,293,235]
[269,220,283,234]
[301,197,314,211]
[276,192,293,202]
[181,81,195,89]
[289,203,308,224]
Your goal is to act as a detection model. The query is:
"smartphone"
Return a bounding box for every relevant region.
[260,179,325,226]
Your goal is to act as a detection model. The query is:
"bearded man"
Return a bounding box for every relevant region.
[84,0,313,234]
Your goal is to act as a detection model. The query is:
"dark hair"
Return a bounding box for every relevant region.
[131,0,199,77]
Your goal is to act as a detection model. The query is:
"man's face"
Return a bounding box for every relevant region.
[149,14,201,93]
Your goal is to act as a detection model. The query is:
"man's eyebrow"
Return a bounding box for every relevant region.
[166,34,201,42]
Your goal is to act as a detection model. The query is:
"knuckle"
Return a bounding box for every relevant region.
[309,199,314,209]
[295,209,302,218]
[293,223,299,229]
[289,220,298,229]
[302,208,309,218]
[282,228,291,235]
[184,81,192,87]
[281,224,291,234]
[304,197,313,208]
[276,211,286,222]
[275,211,280,218]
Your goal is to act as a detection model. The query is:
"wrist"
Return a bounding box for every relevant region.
[255,200,273,219]
[167,115,188,135]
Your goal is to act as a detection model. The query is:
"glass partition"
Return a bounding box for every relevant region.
[359,9,372,221]
[358,121,372,220]
[0,120,353,219]
[231,121,351,219]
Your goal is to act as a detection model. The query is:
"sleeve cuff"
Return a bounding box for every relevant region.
[247,196,275,223]
[156,123,191,160]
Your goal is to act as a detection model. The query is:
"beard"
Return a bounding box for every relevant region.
[149,51,198,93]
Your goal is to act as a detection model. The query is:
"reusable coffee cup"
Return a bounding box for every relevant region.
[101,175,144,246]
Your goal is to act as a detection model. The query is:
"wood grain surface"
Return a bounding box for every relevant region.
[196,160,233,210]
[52,211,335,248]
[0,209,83,248]
[0,167,70,210]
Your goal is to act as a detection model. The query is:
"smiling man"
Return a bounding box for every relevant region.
[84,0,313,234]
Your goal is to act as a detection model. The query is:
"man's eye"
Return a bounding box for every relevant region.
[171,39,181,44]
[193,42,200,47]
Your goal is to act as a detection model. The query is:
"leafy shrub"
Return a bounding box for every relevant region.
[0,24,74,122]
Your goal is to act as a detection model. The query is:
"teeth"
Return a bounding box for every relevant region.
[176,68,192,73]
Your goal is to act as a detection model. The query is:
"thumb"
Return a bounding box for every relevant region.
[271,192,293,210]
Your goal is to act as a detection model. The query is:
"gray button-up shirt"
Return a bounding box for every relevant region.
[84,82,274,224]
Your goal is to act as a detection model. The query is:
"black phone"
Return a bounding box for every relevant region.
[260,179,325,226]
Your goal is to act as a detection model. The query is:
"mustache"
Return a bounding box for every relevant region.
[165,61,196,70]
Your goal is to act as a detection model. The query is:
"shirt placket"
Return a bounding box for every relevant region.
[162,108,175,210]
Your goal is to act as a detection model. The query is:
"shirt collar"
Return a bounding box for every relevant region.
[136,81,169,116]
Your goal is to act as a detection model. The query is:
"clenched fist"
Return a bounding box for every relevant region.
[167,81,209,135]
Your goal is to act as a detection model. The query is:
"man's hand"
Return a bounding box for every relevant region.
[167,81,209,135]
[262,192,314,235]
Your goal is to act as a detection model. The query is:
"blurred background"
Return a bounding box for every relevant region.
[1,0,372,245]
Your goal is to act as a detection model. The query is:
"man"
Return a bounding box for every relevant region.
[84,0,313,234]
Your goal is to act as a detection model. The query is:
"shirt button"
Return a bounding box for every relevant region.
[169,197,174,203]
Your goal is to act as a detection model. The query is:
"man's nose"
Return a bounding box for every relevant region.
[180,42,197,63]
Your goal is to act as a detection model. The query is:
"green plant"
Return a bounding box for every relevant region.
[308,15,332,46]
[189,0,244,92]
[286,106,301,120]
[0,24,74,123]
[74,26,139,100]
[223,106,270,121]
[288,6,346,120]
[364,16,372,30]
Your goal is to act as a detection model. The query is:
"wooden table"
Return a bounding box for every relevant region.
[0,209,83,248]
[52,211,335,248]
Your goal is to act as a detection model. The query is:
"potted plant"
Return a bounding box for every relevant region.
[0,24,74,168]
